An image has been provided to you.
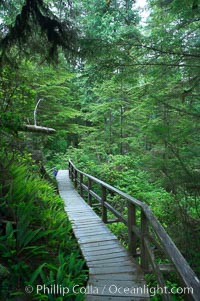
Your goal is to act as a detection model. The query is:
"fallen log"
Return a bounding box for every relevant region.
[22,124,56,134]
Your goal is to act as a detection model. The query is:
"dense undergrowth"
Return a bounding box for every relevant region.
[65,148,200,301]
[0,153,88,301]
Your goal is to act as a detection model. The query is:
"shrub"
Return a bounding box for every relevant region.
[0,156,88,300]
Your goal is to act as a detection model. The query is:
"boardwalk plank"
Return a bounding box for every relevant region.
[86,258,133,266]
[82,246,125,254]
[81,241,123,250]
[84,248,128,256]
[74,229,112,237]
[89,273,144,281]
[85,252,130,261]
[74,227,111,234]
[89,266,138,275]
[79,237,118,244]
[87,260,134,266]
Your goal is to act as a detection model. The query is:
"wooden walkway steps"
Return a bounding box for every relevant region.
[57,170,150,301]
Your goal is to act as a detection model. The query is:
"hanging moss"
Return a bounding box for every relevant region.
[0,0,78,62]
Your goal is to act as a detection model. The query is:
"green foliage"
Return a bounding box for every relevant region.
[0,154,87,300]
[0,0,78,63]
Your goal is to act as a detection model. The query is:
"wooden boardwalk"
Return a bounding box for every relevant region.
[57,170,150,301]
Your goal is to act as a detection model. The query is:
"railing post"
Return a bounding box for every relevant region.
[80,173,83,197]
[128,202,137,256]
[101,185,107,223]
[141,211,149,271]
[88,178,92,206]
[71,165,74,182]
[69,161,72,179]
[74,169,77,188]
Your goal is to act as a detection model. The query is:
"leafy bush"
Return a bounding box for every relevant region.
[0,156,88,300]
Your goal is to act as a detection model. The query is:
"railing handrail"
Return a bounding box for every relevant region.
[68,159,200,301]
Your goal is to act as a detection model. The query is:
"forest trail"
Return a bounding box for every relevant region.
[57,170,150,301]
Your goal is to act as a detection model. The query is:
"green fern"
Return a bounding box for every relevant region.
[0,158,88,300]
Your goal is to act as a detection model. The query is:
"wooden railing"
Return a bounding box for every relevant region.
[68,159,200,301]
